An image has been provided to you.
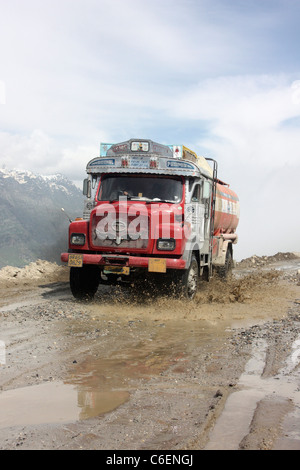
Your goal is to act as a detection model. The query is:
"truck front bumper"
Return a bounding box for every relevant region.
[61,252,186,271]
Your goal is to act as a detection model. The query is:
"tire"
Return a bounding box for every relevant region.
[172,255,199,300]
[218,247,233,279]
[70,265,100,300]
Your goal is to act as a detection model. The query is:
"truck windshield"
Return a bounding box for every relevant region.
[98,175,183,203]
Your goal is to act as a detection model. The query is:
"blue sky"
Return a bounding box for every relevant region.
[0,0,300,260]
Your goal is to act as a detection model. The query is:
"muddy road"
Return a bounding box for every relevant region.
[0,255,299,450]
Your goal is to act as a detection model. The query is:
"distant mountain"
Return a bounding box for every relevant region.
[0,168,83,268]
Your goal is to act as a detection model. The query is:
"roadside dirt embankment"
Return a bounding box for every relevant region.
[0,259,69,288]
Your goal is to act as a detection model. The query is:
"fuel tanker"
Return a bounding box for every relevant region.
[61,139,240,300]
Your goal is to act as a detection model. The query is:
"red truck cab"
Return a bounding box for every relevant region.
[61,139,239,300]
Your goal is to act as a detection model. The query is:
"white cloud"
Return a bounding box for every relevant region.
[0,130,52,170]
[0,130,101,182]
[163,74,300,259]
[0,81,5,105]
[170,75,300,167]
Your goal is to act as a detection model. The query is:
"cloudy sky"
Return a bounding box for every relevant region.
[0,0,299,260]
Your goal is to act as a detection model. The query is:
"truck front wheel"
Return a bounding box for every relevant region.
[70,265,100,300]
[172,255,198,300]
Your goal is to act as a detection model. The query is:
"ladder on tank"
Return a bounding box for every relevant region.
[206,158,218,278]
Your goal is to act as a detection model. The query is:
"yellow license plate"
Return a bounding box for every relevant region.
[148,258,166,273]
[68,254,83,267]
[103,266,130,275]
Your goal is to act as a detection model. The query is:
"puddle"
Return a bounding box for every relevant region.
[205,335,300,450]
[61,320,223,415]
[0,381,129,430]
[0,318,228,432]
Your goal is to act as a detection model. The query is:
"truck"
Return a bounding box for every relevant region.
[61,139,240,300]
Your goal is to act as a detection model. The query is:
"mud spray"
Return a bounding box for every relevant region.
[90,269,291,328]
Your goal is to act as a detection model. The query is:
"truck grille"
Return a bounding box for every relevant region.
[91,212,149,250]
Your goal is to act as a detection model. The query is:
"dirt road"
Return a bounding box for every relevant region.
[0,255,299,450]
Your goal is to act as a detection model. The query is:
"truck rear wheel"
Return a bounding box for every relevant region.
[218,247,233,279]
[70,265,100,300]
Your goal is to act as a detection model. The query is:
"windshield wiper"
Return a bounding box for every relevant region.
[127,197,176,203]
[150,199,175,203]
[129,197,152,202]
[107,197,176,203]
[108,195,135,203]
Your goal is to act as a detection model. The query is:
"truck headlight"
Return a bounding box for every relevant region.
[157,239,176,251]
[70,233,86,246]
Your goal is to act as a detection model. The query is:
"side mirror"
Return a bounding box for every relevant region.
[203,181,211,199]
[83,178,91,197]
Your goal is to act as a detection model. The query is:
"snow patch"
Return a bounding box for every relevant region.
[0,168,79,195]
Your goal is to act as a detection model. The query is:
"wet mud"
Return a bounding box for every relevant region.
[0,256,299,450]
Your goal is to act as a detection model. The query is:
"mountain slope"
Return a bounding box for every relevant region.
[0,169,83,268]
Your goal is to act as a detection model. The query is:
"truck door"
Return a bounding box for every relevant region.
[201,180,212,244]
[189,183,205,250]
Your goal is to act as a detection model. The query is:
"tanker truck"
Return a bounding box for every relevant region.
[61,139,240,300]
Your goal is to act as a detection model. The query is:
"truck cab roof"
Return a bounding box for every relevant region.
[86,139,213,179]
